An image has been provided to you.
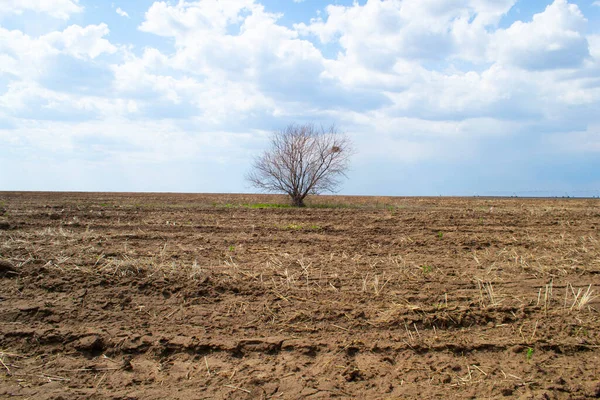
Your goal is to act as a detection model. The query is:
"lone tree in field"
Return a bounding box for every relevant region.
[247,123,352,207]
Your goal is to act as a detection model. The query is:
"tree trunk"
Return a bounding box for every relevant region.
[291,195,306,207]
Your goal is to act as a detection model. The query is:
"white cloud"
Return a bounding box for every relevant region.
[548,124,600,153]
[296,0,591,72]
[0,22,120,129]
[296,0,516,68]
[116,7,129,18]
[0,80,137,123]
[135,0,347,119]
[0,116,261,166]
[43,24,117,59]
[0,0,82,20]
[0,27,58,78]
[491,0,590,70]
[291,0,598,127]
[139,0,255,39]
[0,23,117,82]
[382,63,600,124]
[110,47,278,123]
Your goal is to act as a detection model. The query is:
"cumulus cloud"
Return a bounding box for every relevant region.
[1,23,116,62]
[139,0,255,39]
[491,0,590,70]
[133,0,388,122]
[43,24,117,59]
[0,27,58,79]
[296,0,517,68]
[0,20,120,128]
[0,0,82,20]
[110,47,278,123]
[291,0,598,126]
[297,0,591,73]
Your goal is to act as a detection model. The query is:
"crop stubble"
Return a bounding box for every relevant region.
[0,192,599,399]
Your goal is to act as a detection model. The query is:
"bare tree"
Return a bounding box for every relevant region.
[247,123,353,207]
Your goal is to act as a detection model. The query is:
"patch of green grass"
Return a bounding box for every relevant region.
[386,205,400,215]
[572,326,589,337]
[245,203,292,209]
[526,347,534,361]
[228,245,235,252]
[437,231,444,239]
[422,265,433,274]
[284,223,303,230]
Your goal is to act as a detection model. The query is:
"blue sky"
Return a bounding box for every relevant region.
[1,0,600,196]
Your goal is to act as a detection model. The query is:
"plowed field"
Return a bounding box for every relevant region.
[1,192,599,399]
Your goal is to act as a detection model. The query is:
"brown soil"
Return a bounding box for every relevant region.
[1,192,599,399]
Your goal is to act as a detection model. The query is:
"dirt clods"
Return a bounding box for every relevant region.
[0,259,16,277]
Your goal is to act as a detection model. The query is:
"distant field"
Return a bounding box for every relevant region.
[1,192,599,399]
